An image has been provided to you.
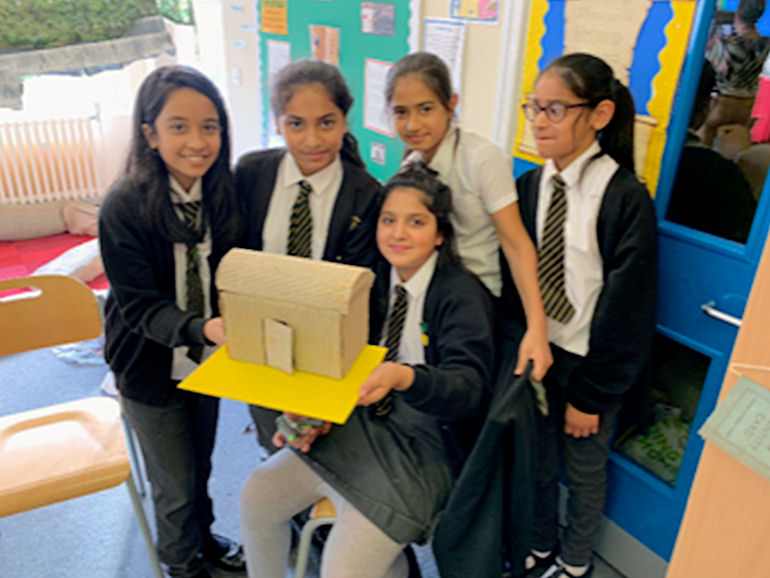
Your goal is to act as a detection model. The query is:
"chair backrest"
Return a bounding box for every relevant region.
[0,275,102,356]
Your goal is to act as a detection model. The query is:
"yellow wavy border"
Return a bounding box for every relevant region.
[513,0,548,161]
[643,1,697,196]
[513,0,697,198]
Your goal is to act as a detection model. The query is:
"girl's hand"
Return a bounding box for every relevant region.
[358,362,415,406]
[272,413,332,453]
[203,317,227,345]
[515,327,553,381]
[564,403,599,438]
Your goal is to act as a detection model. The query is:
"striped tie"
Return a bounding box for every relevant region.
[370,285,408,418]
[538,174,575,323]
[287,180,313,258]
[180,201,204,362]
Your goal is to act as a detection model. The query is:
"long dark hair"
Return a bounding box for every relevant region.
[541,53,636,173]
[385,52,457,159]
[271,59,365,168]
[125,65,239,246]
[381,164,462,270]
[385,52,454,111]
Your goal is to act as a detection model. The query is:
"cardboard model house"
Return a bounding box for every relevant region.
[216,248,375,379]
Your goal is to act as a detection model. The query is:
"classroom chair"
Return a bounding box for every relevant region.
[0,274,163,578]
[294,497,336,578]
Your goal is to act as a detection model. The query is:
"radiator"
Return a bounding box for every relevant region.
[0,117,103,205]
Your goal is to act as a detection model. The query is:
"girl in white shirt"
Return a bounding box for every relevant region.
[385,52,552,381]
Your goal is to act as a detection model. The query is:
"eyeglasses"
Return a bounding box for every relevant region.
[521,99,590,123]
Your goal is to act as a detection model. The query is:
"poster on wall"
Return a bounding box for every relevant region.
[423,18,466,100]
[267,39,291,147]
[261,0,288,35]
[361,2,395,36]
[514,0,699,195]
[450,0,499,24]
[364,58,394,135]
[310,25,340,65]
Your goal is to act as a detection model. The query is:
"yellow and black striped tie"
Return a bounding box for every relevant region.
[371,285,408,418]
[180,200,204,362]
[287,180,313,258]
[538,174,575,323]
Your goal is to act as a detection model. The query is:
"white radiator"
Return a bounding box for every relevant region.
[0,117,103,205]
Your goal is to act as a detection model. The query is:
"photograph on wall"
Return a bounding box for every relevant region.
[310,25,340,65]
[361,2,395,36]
[364,58,394,135]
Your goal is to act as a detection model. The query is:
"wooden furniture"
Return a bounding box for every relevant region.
[667,233,770,576]
[0,274,162,577]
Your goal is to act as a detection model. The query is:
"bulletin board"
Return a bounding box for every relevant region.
[257,0,416,181]
[512,0,700,196]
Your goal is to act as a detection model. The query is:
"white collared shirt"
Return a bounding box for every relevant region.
[380,252,439,364]
[536,141,618,356]
[263,153,344,260]
[404,124,518,296]
[169,176,214,379]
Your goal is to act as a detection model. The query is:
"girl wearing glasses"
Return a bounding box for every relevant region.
[385,52,551,383]
[507,53,656,578]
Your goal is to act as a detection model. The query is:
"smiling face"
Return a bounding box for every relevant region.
[389,73,457,162]
[377,186,443,282]
[142,87,221,191]
[276,82,347,176]
[530,70,609,171]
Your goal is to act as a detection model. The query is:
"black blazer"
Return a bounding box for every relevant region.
[234,148,382,267]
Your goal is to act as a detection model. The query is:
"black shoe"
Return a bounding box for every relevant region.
[201,533,246,572]
[189,570,214,578]
[404,545,422,578]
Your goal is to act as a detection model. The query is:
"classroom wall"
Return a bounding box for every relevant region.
[422,0,507,141]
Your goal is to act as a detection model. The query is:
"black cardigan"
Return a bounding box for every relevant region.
[99,178,232,404]
[499,163,657,414]
[234,148,382,267]
[370,259,497,471]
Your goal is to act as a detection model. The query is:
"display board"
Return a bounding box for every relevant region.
[512,0,699,196]
[257,0,416,181]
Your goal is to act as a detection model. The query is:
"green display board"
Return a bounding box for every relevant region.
[258,0,412,181]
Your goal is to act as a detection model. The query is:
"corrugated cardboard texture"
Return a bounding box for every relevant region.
[217,248,375,379]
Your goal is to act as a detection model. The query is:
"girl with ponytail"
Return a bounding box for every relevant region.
[510,52,657,578]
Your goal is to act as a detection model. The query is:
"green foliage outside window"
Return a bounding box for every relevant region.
[0,0,193,50]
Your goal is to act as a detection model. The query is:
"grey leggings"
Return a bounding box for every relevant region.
[240,448,408,578]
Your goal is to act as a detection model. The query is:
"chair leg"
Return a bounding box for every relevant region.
[126,473,164,578]
[122,413,147,498]
[294,516,335,578]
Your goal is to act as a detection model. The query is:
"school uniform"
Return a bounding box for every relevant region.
[239,254,495,577]
[234,148,383,451]
[405,123,518,296]
[235,148,382,266]
[499,142,657,567]
[99,176,233,578]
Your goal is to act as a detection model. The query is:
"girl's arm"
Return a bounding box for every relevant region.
[491,203,552,381]
[359,271,496,421]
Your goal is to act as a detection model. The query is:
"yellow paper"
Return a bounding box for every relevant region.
[178,345,386,424]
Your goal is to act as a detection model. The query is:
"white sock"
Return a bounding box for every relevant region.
[557,556,590,577]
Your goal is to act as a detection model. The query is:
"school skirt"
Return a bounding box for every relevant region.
[295,396,454,544]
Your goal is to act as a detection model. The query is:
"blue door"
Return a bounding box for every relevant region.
[602,0,770,562]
